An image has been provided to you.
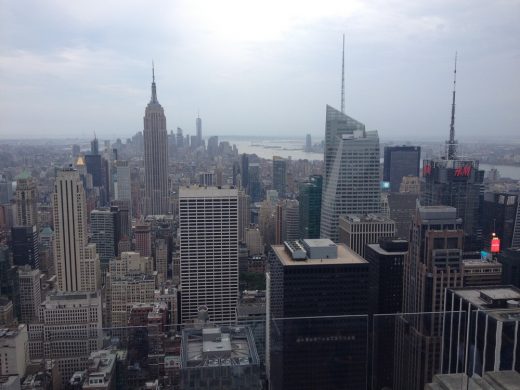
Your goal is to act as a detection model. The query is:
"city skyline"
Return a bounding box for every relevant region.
[1,1,519,140]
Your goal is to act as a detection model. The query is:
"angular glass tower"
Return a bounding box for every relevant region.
[320,105,381,242]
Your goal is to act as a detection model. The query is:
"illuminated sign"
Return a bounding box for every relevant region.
[423,164,432,176]
[454,165,472,177]
[491,236,501,253]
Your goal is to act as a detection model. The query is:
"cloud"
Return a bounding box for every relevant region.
[0,0,519,140]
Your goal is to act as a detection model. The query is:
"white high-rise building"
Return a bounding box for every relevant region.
[53,168,100,292]
[143,67,169,216]
[179,186,239,323]
[13,171,38,228]
[28,291,103,386]
[320,105,381,242]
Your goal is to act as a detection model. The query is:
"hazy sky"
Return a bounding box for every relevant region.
[1,0,519,141]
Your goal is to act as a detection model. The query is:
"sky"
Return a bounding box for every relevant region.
[0,0,519,141]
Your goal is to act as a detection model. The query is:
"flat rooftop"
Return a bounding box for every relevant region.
[342,213,395,223]
[366,243,408,256]
[272,243,367,266]
[179,186,238,198]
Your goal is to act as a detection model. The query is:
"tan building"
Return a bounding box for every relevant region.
[0,324,29,377]
[13,171,38,228]
[53,168,100,292]
[399,175,421,193]
[154,238,168,284]
[28,291,103,386]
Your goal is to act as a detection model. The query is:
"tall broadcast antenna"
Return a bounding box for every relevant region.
[447,52,458,160]
[341,34,345,114]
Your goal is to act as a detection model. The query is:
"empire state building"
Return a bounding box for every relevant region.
[143,66,169,215]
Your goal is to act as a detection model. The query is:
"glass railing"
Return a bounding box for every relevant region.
[26,310,519,389]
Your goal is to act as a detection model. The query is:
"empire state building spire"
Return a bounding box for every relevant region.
[151,61,158,103]
[446,52,458,160]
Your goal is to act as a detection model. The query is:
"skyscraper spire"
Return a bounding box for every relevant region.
[341,34,345,114]
[447,52,458,160]
[151,61,158,103]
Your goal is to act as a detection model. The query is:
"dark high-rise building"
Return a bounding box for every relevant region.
[90,207,120,275]
[143,66,169,216]
[482,192,518,250]
[422,159,485,251]
[267,239,369,390]
[365,237,408,390]
[498,248,520,288]
[0,245,19,318]
[248,163,263,202]
[240,154,249,190]
[298,175,322,239]
[10,225,39,269]
[207,136,219,158]
[272,156,287,198]
[91,136,99,155]
[383,146,421,192]
[394,204,464,390]
[85,153,102,187]
[421,56,485,252]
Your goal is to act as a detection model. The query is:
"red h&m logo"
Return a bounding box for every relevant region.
[454,165,472,177]
[491,236,500,253]
[423,164,432,176]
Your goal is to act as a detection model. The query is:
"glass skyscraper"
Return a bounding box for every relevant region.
[320,105,381,242]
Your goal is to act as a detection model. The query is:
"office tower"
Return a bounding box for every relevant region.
[196,114,202,145]
[179,187,239,323]
[0,175,13,204]
[17,265,41,324]
[111,199,131,240]
[240,154,249,190]
[442,286,520,377]
[245,228,263,256]
[232,161,240,187]
[114,160,132,216]
[383,146,421,192]
[421,57,484,251]
[365,238,408,390]
[53,168,100,292]
[399,175,421,193]
[85,137,103,186]
[0,324,29,377]
[482,192,518,250]
[394,205,464,390]
[0,297,14,326]
[267,239,369,390]
[339,214,396,258]
[91,136,99,155]
[207,136,219,158]
[134,223,152,257]
[180,324,261,390]
[215,166,224,187]
[259,200,276,248]
[513,200,520,248]
[11,225,39,269]
[305,133,312,152]
[238,191,251,243]
[154,238,168,284]
[143,66,169,216]
[298,175,322,239]
[275,199,300,244]
[90,207,119,275]
[461,257,502,287]
[320,105,380,242]
[498,248,520,288]
[13,171,38,228]
[248,163,263,202]
[28,291,103,386]
[0,245,19,318]
[176,127,184,147]
[387,192,419,238]
[272,156,287,198]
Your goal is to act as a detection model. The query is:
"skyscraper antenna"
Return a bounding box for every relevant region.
[152,60,155,83]
[341,34,345,114]
[151,61,158,103]
[447,52,458,160]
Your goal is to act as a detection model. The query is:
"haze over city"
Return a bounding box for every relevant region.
[1,0,519,141]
